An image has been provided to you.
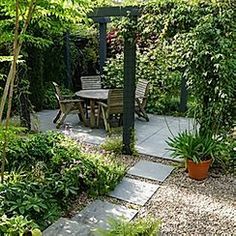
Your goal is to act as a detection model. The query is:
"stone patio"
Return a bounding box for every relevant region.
[36,109,194,160]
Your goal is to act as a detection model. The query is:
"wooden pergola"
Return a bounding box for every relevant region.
[88,6,141,155]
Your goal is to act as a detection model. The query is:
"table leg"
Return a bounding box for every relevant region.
[90,99,96,128]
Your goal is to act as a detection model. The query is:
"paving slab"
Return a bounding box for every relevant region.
[72,200,137,230]
[43,218,91,236]
[109,177,159,206]
[136,132,176,160]
[128,160,174,182]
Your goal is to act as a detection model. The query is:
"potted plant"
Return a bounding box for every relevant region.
[167,131,217,180]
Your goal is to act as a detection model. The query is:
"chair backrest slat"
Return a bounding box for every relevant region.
[81,76,102,90]
[107,89,123,114]
[135,79,150,98]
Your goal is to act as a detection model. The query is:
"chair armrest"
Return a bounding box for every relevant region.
[97,101,108,108]
[60,99,84,104]
[136,96,147,99]
[62,95,76,99]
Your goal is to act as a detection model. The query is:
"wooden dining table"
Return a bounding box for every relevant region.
[75,89,109,128]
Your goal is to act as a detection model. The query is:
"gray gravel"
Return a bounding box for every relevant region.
[138,168,236,235]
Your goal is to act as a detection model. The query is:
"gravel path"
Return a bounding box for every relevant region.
[138,167,235,235]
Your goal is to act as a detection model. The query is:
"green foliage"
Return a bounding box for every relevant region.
[101,136,124,155]
[0,131,125,230]
[0,125,25,151]
[104,0,236,125]
[0,0,96,111]
[0,174,62,228]
[95,216,161,236]
[166,0,236,135]
[100,129,138,156]
[42,83,73,110]
[213,136,236,173]
[0,0,92,44]
[0,214,37,236]
[167,130,235,171]
[167,131,218,163]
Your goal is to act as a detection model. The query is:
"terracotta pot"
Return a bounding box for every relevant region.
[187,159,212,180]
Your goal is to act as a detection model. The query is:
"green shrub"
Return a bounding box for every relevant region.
[80,152,125,195]
[213,137,236,173]
[1,131,125,230]
[6,131,63,170]
[95,216,161,236]
[103,51,179,115]
[0,214,38,236]
[0,174,61,228]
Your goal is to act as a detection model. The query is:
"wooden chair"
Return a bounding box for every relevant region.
[80,75,102,117]
[96,89,123,132]
[52,82,86,129]
[81,75,102,90]
[135,79,150,121]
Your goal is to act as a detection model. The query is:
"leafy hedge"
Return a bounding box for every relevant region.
[103,0,236,128]
[0,132,125,232]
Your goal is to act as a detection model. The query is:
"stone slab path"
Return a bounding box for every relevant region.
[43,218,91,236]
[71,200,138,229]
[128,160,174,182]
[109,177,159,206]
[43,160,174,235]
[37,110,194,160]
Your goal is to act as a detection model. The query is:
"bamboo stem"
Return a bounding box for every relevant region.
[0,0,36,123]
[0,0,20,183]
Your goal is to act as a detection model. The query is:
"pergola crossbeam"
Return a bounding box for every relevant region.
[88,6,141,18]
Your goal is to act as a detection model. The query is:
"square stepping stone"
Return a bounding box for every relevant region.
[43,218,91,236]
[72,200,137,230]
[109,177,159,206]
[128,160,174,182]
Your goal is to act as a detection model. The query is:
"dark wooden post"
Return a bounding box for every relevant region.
[99,22,106,73]
[179,77,188,112]
[123,17,137,154]
[97,18,110,74]
[64,31,73,89]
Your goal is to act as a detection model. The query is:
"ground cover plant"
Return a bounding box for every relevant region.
[95,216,161,236]
[100,128,138,156]
[0,131,125,233]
